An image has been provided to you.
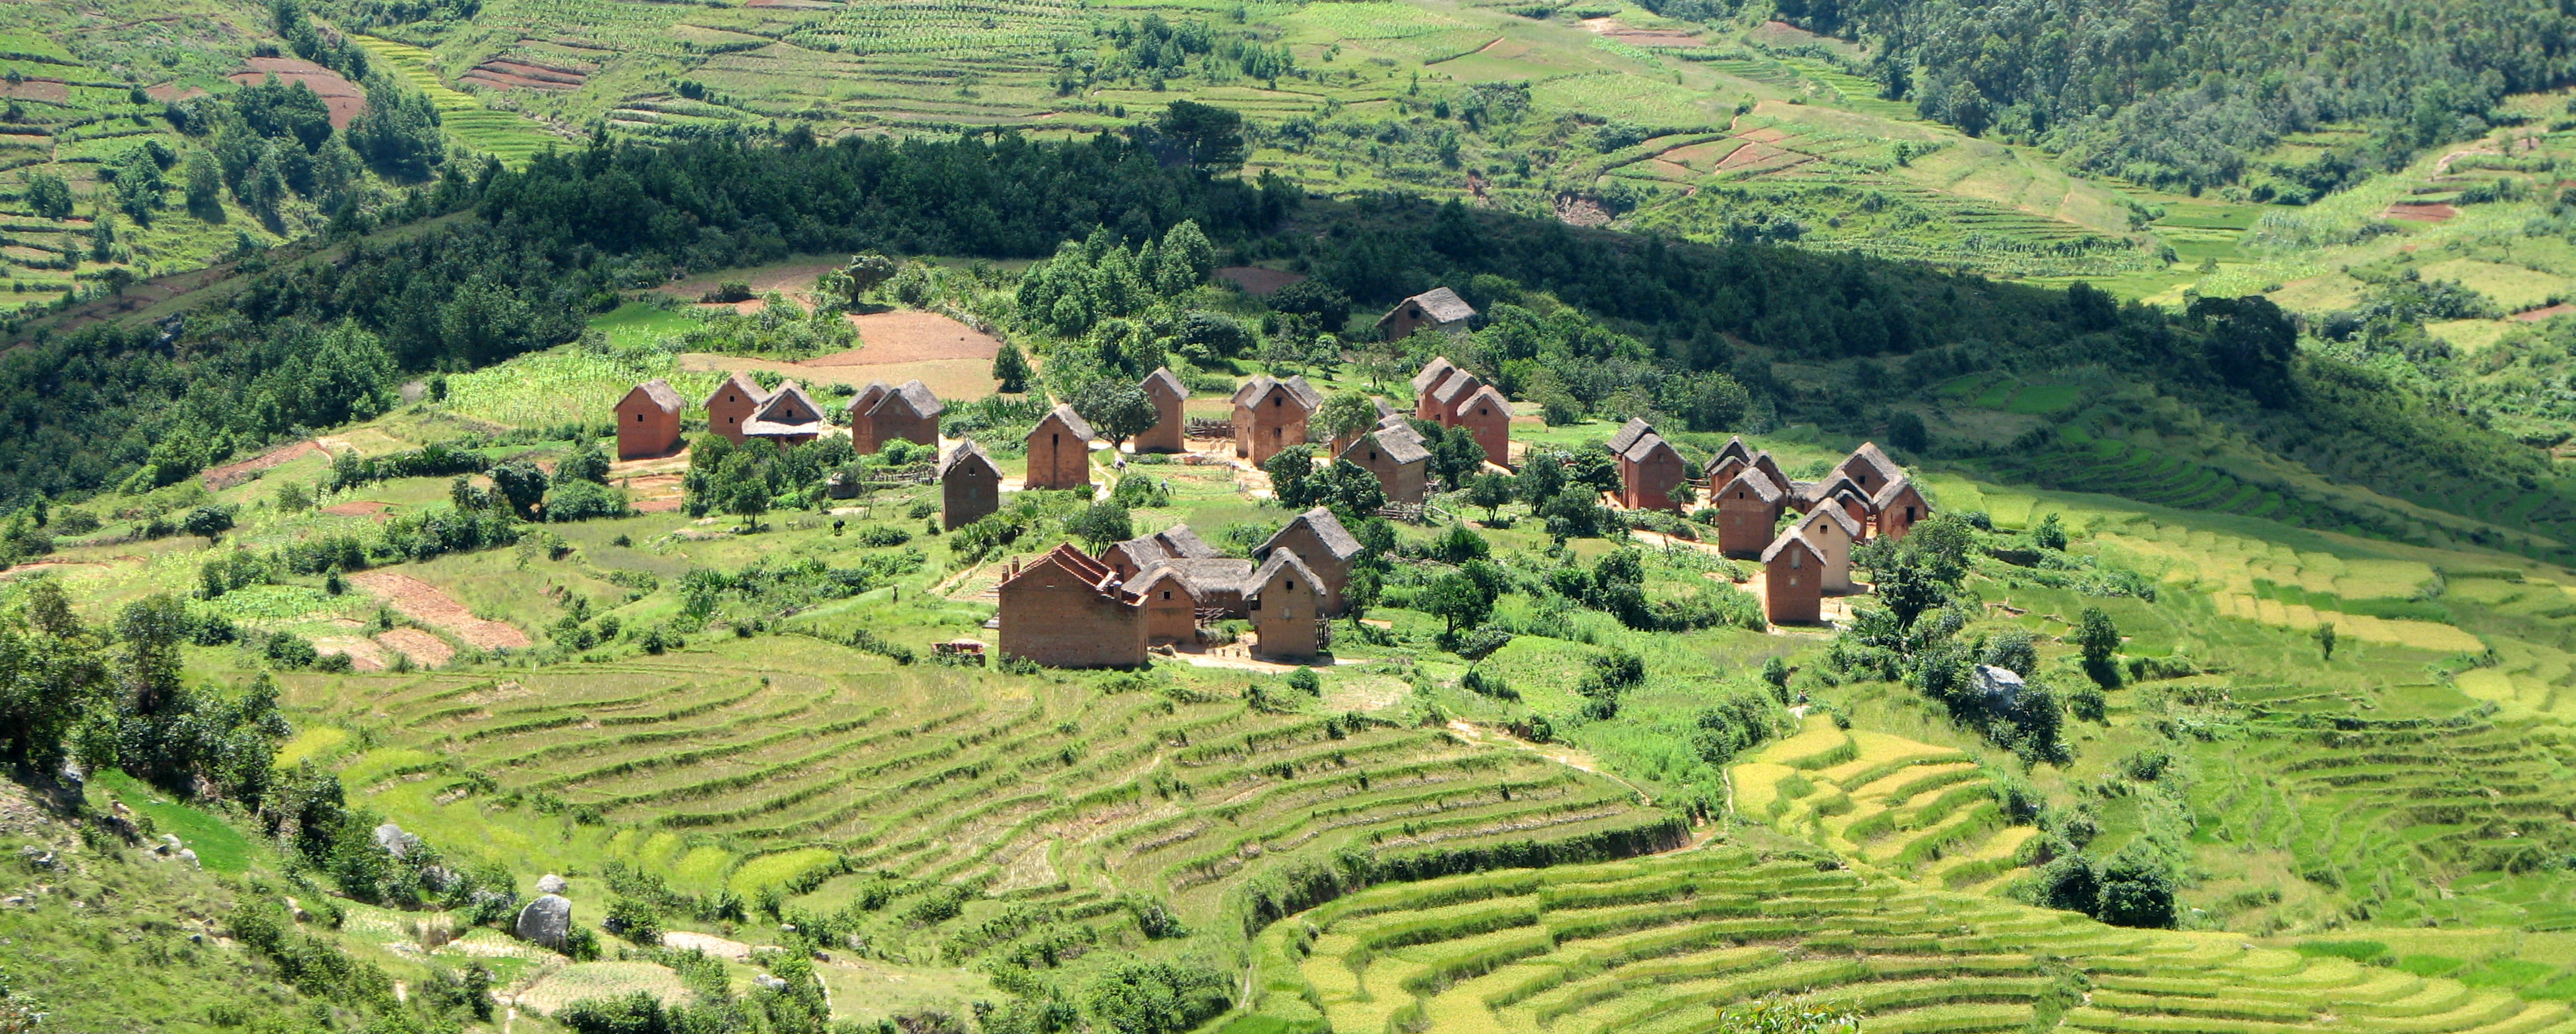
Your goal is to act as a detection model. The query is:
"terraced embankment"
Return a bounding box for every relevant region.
[1246,847,2576,1034]
[1732,718,2035,894]
[300,636,1681,951]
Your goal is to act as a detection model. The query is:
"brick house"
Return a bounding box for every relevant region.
[1247,548,1325,662]
[851,379,944,455]
[1422,368,1483,424]
[1137,368,1188,453]
[615,379,685,459]
[1606,417,1654,457]
[1139,558,1254,616]
[938,439,1003,530]
[1615,426,1689,512]
[1330,397,1398,457]
[1098,525,1222,582]
[1337,424,1430,503]
[1231,374,1321,465]
[1375,287,1477,343]
[1130,567,1201,645]
[997,544,1146,668]
[1025,404,1096,490]
[1451,384,1513,470]
[704,372,771,444]
[1715,468,1787,558]
[1702,435,1755,483]
[1410,357,1462,417]
[742,382,825,447]
[1793,505,1861,594]
[1870,478,1931,540]
[1838,442,1905,500]
[1762,532,1824,625]
[1260,507,1363,616]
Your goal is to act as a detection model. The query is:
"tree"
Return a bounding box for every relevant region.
[1073,378,1158,449]
[1263,444,1317,506]
[717,452,770,531]
[1871,552,1948,628]
[2031,511,2066,550]
[2095,843,2176,928]
[181,504,236,542]
[1516,451,1567,504]
[183,153,223,217]
[1156,100,1246,174]
[2192,295,2298,408]
[1313,459,1386,520]
[992,343,1033,393]
[558,441,611,484]
[1887,411,1929,453]
[1085,961,1231,1034]
[1156,219,1216,293]
[1314,391,1378,449]
[2314,621,2337,660]
[1422,572,1494,635]
[1064,501,1134,552]
[488,460,549,521]
[22,170,72,219]
[1466,471,1513,521]
[840,252,898,306]
[0,580,113,772]
[1425,423,1487,489]
[2076,606,2120,686]
[1344,565,1381,625]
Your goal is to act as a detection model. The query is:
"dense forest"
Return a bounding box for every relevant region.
[0,126,2561,560]
[1764,0,2576,192]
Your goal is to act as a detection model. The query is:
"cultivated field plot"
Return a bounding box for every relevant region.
[299,638,1677,949]
[1733,717,2034,894]
[1251,847,2562,1034]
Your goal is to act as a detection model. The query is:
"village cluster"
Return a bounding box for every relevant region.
[607,289,1930,667]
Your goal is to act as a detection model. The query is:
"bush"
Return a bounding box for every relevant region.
[547,479,630,522]
[1084,961,1231,1034]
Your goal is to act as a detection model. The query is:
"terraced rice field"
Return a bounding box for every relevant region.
[348,36,568,165]
[299,638,1679,950]
[1247,847,2575,1034]
[1732,717,2034,892]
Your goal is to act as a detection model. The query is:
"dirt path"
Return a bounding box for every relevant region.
[349,571,530,650]
[200,440,322,490]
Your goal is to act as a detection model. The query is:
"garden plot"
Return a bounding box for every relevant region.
[1249,846,2556,1034]
[347,569,531,650]
[229,57,364,127]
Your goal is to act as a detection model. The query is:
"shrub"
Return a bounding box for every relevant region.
[1084,960,1231,1034]
[547,479,630,522]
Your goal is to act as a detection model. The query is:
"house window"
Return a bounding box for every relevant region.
[1162,590,1172,600]
[636,413,644,422]
[1905,506,1917,521]
[1791,552,1802,569]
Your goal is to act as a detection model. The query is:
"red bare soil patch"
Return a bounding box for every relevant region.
[2515,303,2575,323]
[1579,16,1702,46]
[375,627,455,668]
[1215,266,1306,297]
[461,59,585,92]
[1737,127,1790,144]
[145,83,206,103]
[0,80,67,103]
[348,570,530,650]
[1717,142,1784,169]
[312,636,390,672]
[321,500,392,519]
[2384,202,2457,223]
[231,58,365,128]
[814,310,1002,366]
[201,440,322,490]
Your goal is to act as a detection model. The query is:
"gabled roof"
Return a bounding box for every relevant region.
[1712,435,1754,467]
[1752,451,1790,486]
[1429,371,1485,408]
[1141,556,1255,596]
[1870,476,1927,511]
[1458,384,1512,418]
[1799,503,1863,541]
[1129,565,1197,601]
[870,378,944,420]
[1606,417,1656,456]
[1845,441,1903,486]
[1376,411,1414,432]
[1346,425,1430,466]
[1621,431,1681,465]
[1761,529,1822,564]
[1803,471,1865,506]
[624,379,685,414]
[1371,397,1395,420]
[1002,542,1131,601]
[707,371,771,410]
[1410,357,1460,395]
[1720,468,1785,505]
[849,380,891,415]
[1282,375,1323,411]
[1249,546,1323,598]
[1141,366,1187,401]
[1036,403,1094,441]
[1397,287,1477,324]
[1153,525,1221,560]
[1265,507,1362,561]
[1231,374,1323,413]
[938,439,1000,480]
[744,382,825,437]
